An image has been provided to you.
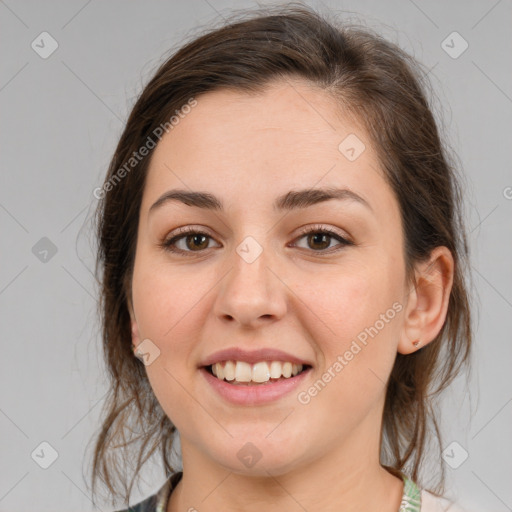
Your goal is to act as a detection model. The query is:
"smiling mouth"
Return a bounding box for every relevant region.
[204,360,312,385]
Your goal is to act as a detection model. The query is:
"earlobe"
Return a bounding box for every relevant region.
[128,304,141,350]
[131,319,141,349]
[397,246,454,355]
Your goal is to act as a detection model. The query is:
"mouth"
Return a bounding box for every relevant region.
[202,360,313,386]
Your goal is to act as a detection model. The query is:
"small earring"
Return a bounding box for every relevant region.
[412,339,421,347]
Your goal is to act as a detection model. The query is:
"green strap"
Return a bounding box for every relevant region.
[399,474,422,512]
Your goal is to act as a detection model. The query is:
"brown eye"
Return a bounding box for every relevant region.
[184,233,209,251]
[161,228,219,254]
[306,232,332,251]
[161,224,353,256]
[292,225,353,254]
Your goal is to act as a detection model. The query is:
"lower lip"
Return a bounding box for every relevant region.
[200,366,312,405]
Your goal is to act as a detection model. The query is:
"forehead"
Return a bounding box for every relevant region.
[142,80,393,217]
[155,80,362,154]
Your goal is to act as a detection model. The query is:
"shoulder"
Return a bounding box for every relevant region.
[421,489,467,512]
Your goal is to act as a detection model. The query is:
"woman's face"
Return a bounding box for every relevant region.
[130,79,412,475]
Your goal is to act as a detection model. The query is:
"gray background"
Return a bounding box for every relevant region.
[1,0,511,511]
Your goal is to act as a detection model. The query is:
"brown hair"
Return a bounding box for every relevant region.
[88,3,474,507]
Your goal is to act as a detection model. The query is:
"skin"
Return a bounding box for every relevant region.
[128,78,454,512]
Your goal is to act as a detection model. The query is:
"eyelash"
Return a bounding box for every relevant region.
[159,224,353,256]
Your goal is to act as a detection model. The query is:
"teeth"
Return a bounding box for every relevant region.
[212,362,224,380]
[223,360,236,381]
[235,361,252,382]
[252,362,270,383]
[209,360,304,384]
[269,361,282,379]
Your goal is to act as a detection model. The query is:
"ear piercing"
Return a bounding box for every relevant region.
[412,339,421,347]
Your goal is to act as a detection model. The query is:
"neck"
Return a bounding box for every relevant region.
[168,440,404,512]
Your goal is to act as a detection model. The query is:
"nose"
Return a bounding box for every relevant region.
[213,240,288,329]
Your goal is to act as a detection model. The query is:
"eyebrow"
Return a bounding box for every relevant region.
[149,186,373,215]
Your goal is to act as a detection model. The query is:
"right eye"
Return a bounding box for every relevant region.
[160,227,220,255]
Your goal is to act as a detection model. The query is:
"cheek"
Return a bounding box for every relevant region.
[295,262,398,344]
[295,259,403,393]
[130,258,195,392]
[295,275,401,429]
[132,251,204,341]
[130,249,229,387]
[132,266,205,428]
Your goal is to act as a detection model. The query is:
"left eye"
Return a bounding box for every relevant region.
[160,225,352,255]
[292,227,352,252]
[161,229,219,253]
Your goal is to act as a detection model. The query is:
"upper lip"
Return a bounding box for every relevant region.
[199,347,313,368]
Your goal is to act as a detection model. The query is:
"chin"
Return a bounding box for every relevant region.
[204,436,306,477]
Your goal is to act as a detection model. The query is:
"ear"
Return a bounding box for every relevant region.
[397,246,454,355]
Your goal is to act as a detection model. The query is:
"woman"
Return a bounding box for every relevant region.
[90,4,473,512]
